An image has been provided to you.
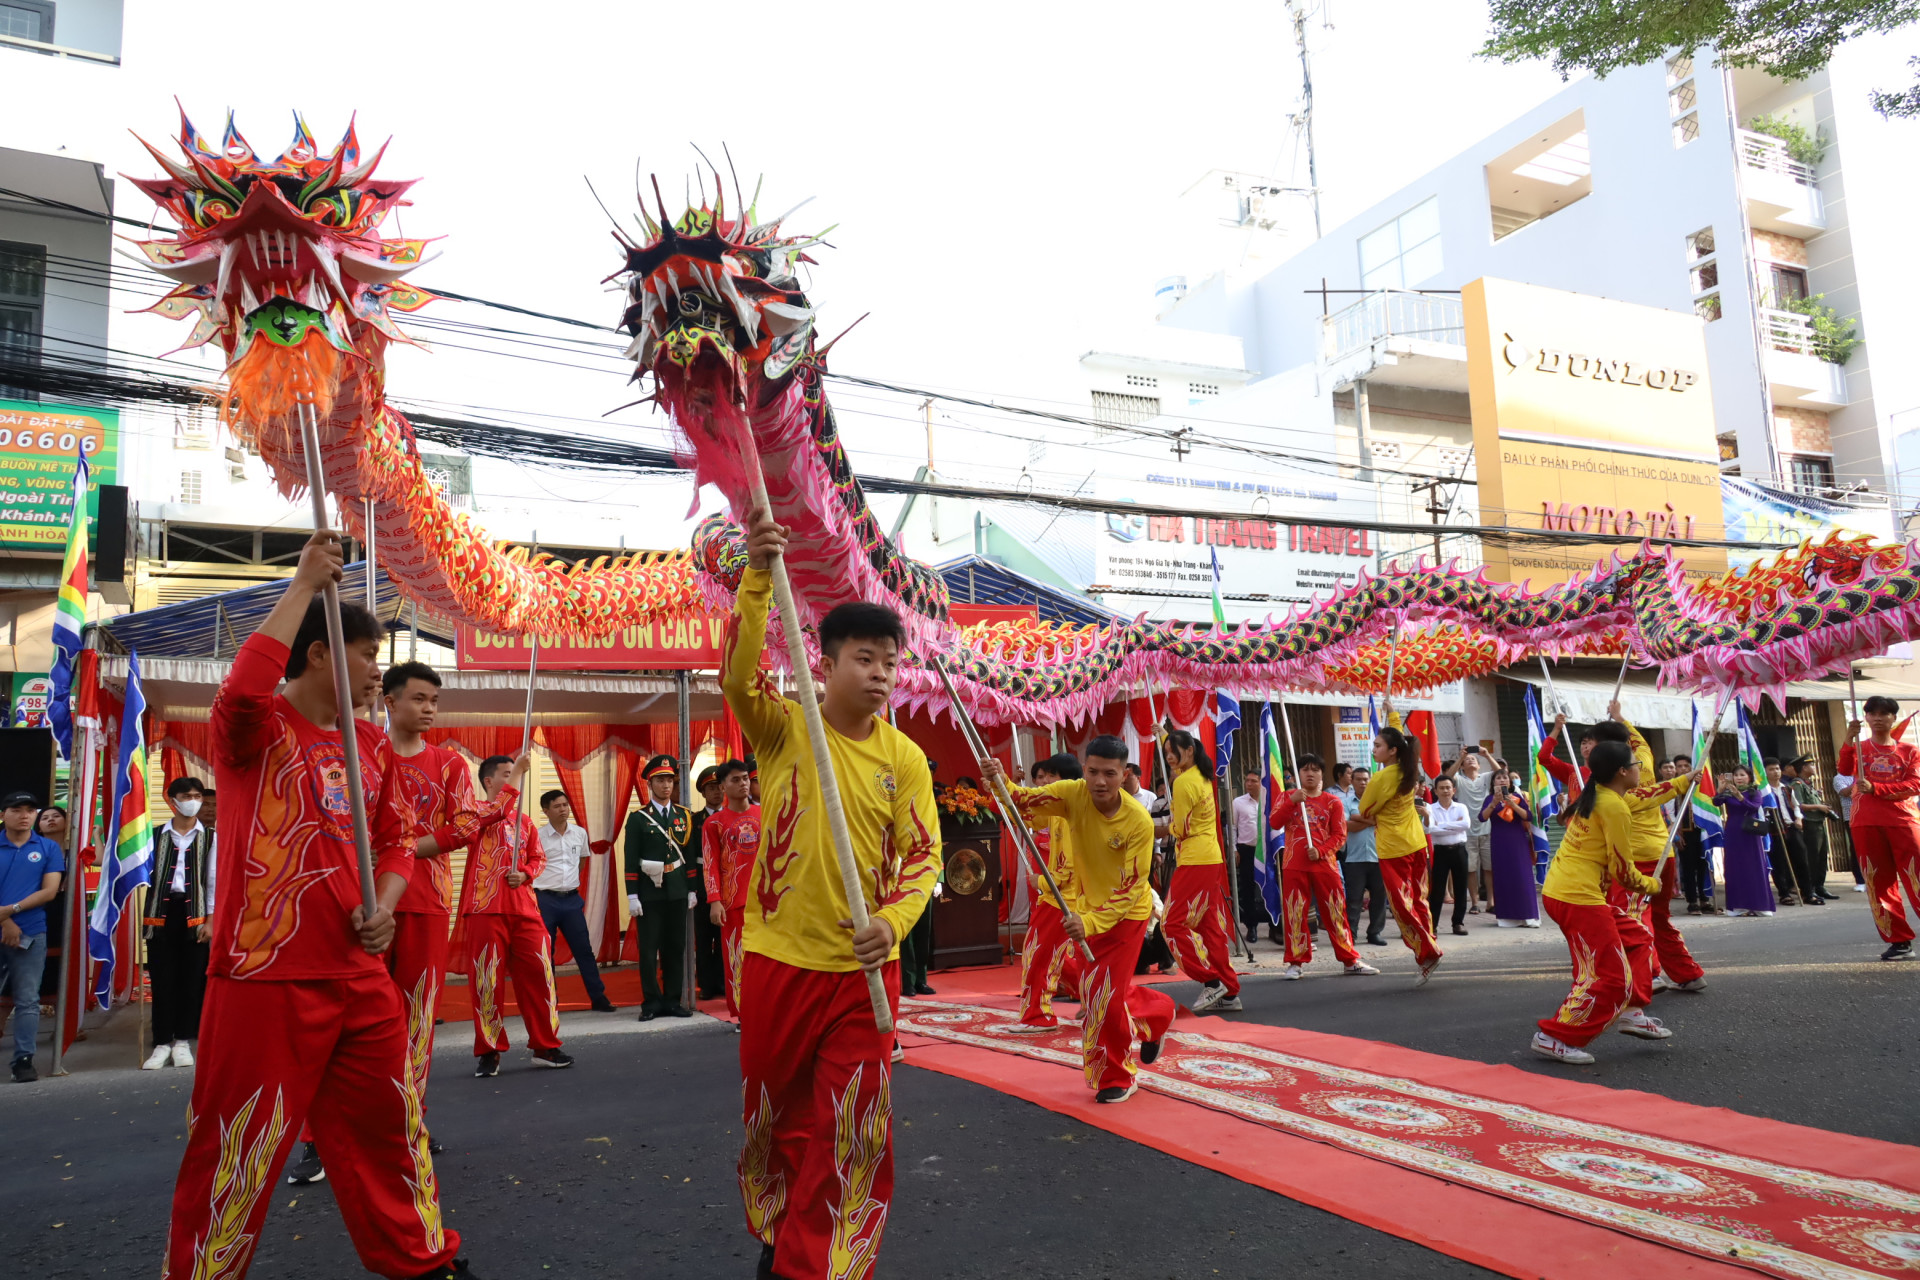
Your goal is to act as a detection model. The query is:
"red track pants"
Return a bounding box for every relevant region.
[1539,896,1632,1048]
[1636,859,1704,986]
[738,952,899,1280]
[1604,882,1659,1007]
[721,907,746,1020]
[1282,859,1359,967]
[1079,917,1177,1092]
[464,912,561,1055]
[1853,822,1920,944]
[164,973,456,1280]
[388,909,451,1098]
[1018,899,1086,1026]
[1165,864,1239,995]
[1379,849,1443,967]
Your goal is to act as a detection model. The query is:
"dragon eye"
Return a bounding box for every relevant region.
[679,292,702,314]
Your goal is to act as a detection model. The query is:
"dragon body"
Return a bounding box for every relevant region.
[133,115,1920,721]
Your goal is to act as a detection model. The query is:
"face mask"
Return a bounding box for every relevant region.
[174,799,202,818]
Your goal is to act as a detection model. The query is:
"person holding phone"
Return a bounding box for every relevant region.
[1480,768,1540,927]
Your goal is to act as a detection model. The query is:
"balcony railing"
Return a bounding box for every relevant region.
[1738,130,1817,186]
[1764,307,1819,358]
[1323,289,1465,364]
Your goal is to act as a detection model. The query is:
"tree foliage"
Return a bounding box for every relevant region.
[1869,55,1920,115]
[1482,1,1920,93]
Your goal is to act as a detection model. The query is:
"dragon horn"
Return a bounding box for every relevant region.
[334,112,362,168]
[174,97,215,159]
[721,142,746,238]
[634,157,661,238]
[220,110,255,164]
[650,173,671,233]
[283,111,317,164]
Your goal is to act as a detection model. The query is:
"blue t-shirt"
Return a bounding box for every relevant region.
[1342,788,1378,863]
[1,832,65,935]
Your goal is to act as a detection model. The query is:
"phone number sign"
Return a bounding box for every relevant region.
[0,400,120,551]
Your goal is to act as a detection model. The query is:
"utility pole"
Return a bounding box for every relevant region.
[1412,477,1449,564]
[922,397,938,543]
[1286,0,1323,239]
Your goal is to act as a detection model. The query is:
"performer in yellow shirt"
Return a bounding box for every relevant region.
[1533,741,1697,1065]
[1162,730,1240,1012]
[985,740,1177,1104]
[725,506,942,1280]
[1613,706,1707,996]
[1014,753,1086,1031]
[1358,718,1444,983]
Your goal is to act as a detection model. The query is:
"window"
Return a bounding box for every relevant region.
[1358,197,1442,290]
[1369,440,1402,461]
[1667,52,1700,147]
[1486,113,1591,241]
[1770,266,1809,304]
[1789,455,1834,492]
[180,470,203,505]
[1189,383,1220,397]
[1091,391,1159,429]
[0,2,53,42]
[0,240,45,401]
[1685,227,1721,322]
[1125,374,1158,389]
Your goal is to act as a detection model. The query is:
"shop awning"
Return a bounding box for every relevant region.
[1505,669,1705,731]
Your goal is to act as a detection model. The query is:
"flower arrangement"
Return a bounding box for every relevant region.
[936,781,994,823]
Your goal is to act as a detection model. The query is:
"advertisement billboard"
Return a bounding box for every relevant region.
[1091,467,1378,623]
[1720,478,1894,567]
[0,400,120,551]
[456,614,735,671]
[1462,279,1726,586]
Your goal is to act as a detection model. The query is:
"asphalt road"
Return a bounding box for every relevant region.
[6,890,1908,1279]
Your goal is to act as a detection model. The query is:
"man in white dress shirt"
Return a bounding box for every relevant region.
[144,776,216,1069]
[534,790,615,1013]
[1229,771,1266,943]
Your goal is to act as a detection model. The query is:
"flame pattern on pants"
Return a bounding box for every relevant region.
[1165,865,1238,995]
[1017,899,1086,1027]
[1379,848,1443,967]
[463,913,561,1056]
[1282,860,1360,967]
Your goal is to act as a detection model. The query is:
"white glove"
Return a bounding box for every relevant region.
[687,891,697,910]
[1149,888,1166,926]
[932,882,944,899]
[640,858,666,888]
[627,894,643,918]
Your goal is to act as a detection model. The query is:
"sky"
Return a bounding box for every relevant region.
[11,0,1579,545]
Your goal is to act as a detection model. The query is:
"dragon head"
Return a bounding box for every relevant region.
[128,110,436,431]
[614,173,828,419]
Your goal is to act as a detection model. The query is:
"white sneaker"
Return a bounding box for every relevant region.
[1531,1031,1595,1065]
[1417,956,1441,986]
[1281,964,1304,981]
[171,1042,195,1068]
[1191,982,1229,1012]
[1853,884,1867,892]
[143,1044,172,1071]
[1214,996,1243,1011]
[1617,1009,1673,1040]
[1523,919,1541,928]
[1650,974,1673,994]
[1676,977,1707,992]
[1343,961,1379,975]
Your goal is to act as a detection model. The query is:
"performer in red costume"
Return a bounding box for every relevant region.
[164,532,472,1280]
[1271,754,1377,978]
[700,757,762,1020]
[1161,729,1241,1013]
[381,663,526,1105]
[1839,695,1920,961]
[1014,752,1086,1031]
[459,755,572,1076]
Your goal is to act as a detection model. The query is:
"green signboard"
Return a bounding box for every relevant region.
[0,399,120,551]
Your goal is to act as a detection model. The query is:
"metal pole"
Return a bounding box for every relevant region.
[677,668,695,1013]
[408,599,419,661]
[297,399,377,912]
[508,636,540,874]
[1847,667,1859,724]
[1648,688,1735,892]
[1537,658,1585,789]
[1609,647,1632,709]
[1383,622,1401,710]
[51,713,97,1077]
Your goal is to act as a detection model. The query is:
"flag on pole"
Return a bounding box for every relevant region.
[1688,701,1726,854]
[1212,691,1241,782]
[88,650,154,1008]
[1734,704,1779,850]
[1208,545,1228,629]
[1254,703,1284,924]
[46,444,90,761]
[1367,696,1381,735]
[1521,686,1558,867]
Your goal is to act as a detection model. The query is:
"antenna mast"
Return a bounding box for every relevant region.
[1286,0,1323,239]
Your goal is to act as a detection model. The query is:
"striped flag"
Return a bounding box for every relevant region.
[1521,686,1557,867]
[46,445,90,761]
[87,650,154,1008]
[1253,702,1283,924]
[1208,545,1228,629]
[1212,691,1241,782]
[1688,701,1726,853]
[1735,704,1779,846]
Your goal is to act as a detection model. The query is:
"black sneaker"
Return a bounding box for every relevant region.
[473,1053,500,1078]
[665,1004,693,1018]
[757,1243,777,1280]
[1884,941,1914,962]
[285,1141,325,1184]
[532,1048,574,1068]
[11,1056,36,1083]
[1095,1083,1137,1104]
[427,1133,444,1156]
[1366,936,1388,947]
[590,997,617,1013]
[1140,1038,1162,1066]
[409,1259,480,1280]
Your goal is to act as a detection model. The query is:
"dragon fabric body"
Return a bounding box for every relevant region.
[134,115,1920,723]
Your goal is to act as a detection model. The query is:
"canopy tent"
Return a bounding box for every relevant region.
[1505,666,1711,732]
[935,554,1117,626]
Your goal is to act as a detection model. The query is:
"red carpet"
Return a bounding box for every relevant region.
[899,998,1920,1280]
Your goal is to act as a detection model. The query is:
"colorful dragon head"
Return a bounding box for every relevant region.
[127,110,436,437]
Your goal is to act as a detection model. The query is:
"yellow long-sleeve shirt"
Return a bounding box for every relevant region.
[1038,815,1078,909]
[1009,780,1153,935]
[1359,764,1427,859]
[1621,720,1688,863]
[1542,788,1663,906]
[721,567,942,972]
[1172,766,1223,867]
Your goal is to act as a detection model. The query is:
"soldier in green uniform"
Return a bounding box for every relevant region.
[624,754,695,1020]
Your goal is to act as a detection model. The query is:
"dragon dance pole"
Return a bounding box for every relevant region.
[297,398,378,914]
[364,497,380,727]
[1537,657,1584,788]
[1383,621,1401,711]
[508,631,540,875]
[1848,667,1859,724]
[929,654,1093,962]
[1609,647,1632,708]
[741,476,892,1034]
[1648,686,1735,891]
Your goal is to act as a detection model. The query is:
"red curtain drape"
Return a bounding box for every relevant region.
[596,747,643,964]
